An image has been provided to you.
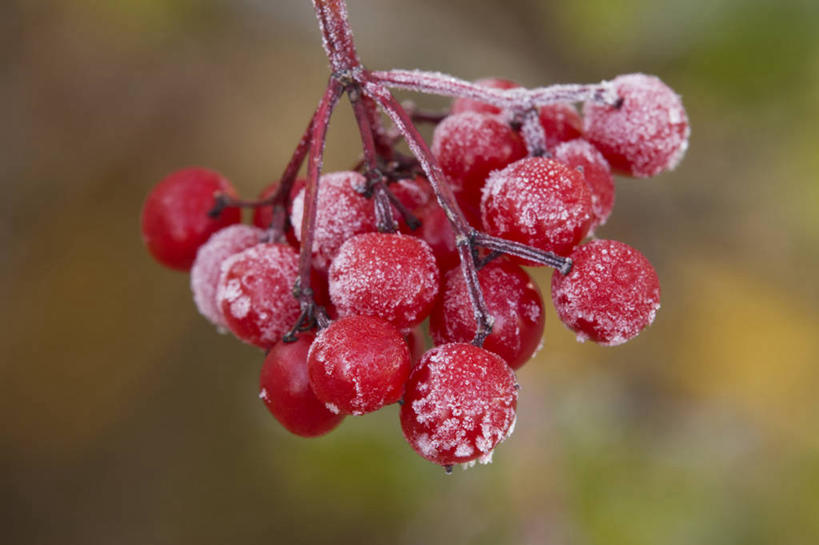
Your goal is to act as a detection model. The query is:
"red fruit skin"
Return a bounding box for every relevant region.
[432,112,527,212]
[389,176,434,233]
[328,233,440,331]
[259,333,344,437]
[583,73,689,178]
[553,138,615,231]
[190,224,265,329]
[414,203,460,272]
[141,167,241,271]
[216,243,300,349]
[481,157,593,260]
[307,315,411,415]
[551,239,661,346]
[290,171,377,273]
[539,103,583,150]
[400,343,518,467]
[450,77,519,116]
[430,261,545,370]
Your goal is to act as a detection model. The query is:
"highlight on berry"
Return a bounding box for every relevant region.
[140,0,688,471]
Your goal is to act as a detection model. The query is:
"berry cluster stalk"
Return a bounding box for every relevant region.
[284,0,608,344]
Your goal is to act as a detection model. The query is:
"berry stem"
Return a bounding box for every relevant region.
[311,0,361,72]
[295,79,344,315]
[517,107,548,157]
[472,232,573,274]
[372,69,621,109]
[350,84,398,232]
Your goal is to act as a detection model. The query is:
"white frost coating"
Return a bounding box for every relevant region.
[190,225,264,328]
[404,344,517,465]
[325,402,340,415]
[290,171,377,272]
[552,239,661,345]
[328,233,439,330]
[431,112,524,194]
[481,157,592,254]
[215,243,301,347]
[583,73,689,178]
[308,316,409,415]
[259,388,268,401]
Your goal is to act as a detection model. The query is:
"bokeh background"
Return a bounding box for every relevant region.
[2,0,818,543]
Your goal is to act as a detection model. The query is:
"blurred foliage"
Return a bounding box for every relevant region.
[1,0,818,544]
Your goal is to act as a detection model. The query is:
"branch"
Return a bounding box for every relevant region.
[372,69,620,109]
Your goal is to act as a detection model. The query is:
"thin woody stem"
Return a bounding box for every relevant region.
[295,80,344,308]
[311,0,361,72]
[473,232,572,274]
[350,84,398,232]
[372,69,621,109]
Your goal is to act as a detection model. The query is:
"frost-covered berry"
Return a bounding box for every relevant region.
[216,243,300,349]
[553,138,615,230]
[290,171,377,272]
[551,239,660,345]
[451,77,519,116]
[141,167,241,271]
[259,332,344,437]
[430,261,545,370]
[481,157,593,259]
[583,73,689,178]
[307,315,411,415]
[400,343,518,467]
[432,111,527,211]
[539,103,582,150]
[190,224,265,329]
[328,233,440,331]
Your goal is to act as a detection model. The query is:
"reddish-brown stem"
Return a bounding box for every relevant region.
[472,232,572,275]
[350,84,398,232]
[295,80,344,310]
[312,0,361,72]
[372,69,621,109]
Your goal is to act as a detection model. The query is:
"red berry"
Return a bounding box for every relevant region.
[539,103,582,150]
[583,73,689,178]
[451,77,519,116]
[413,203,460,271]
[400,343,518,467]
[290,171,377,272]
[481,157,593,259]
[259,332,344,437]
[430,261,545,370]
[190,224,265,329]
[389,176,434,233]
[141,167,241,270]
[216,243,300,349]
[307,315,411,415]
[551,239,660,345]
[432,111,527,211]
[553,138,615,230]
[328,233,440,331]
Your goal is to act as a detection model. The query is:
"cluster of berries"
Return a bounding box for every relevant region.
[141,70,688,470]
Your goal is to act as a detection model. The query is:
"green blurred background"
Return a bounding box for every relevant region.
[2,0,818,543]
